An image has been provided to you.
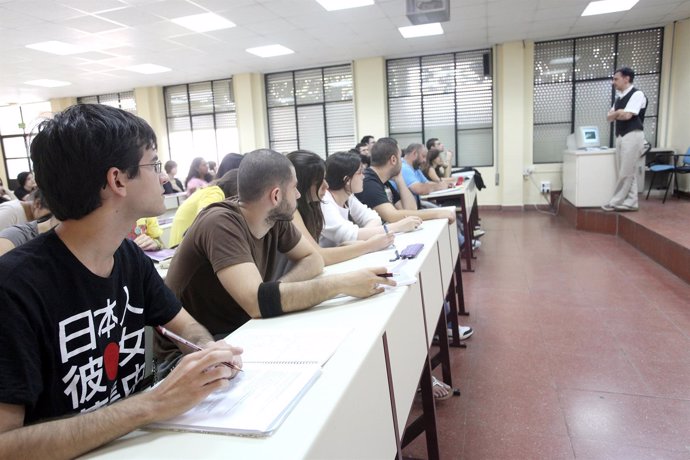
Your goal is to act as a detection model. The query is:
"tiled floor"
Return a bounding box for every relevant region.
[402,210,690,460]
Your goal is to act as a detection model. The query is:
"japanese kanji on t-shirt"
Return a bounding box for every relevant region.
[0,231,181,424]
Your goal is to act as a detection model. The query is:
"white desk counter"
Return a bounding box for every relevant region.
[84,219,456,460]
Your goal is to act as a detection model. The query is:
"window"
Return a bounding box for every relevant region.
[164,79,239,178]
[533,28,662,163]
[77,91,137,113]
[0,101,52,188]
[387,50,494,167]
[266,65,355,157]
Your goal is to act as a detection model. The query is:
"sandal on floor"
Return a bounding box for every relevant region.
[431,376,452,401]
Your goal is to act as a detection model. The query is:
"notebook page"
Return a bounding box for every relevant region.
[149,363,321,436]
[225,326,353,366]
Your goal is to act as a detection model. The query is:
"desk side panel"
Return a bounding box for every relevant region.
[306,338,396,460]
[385,282,428,432]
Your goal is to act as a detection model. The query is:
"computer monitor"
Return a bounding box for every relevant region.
[575,126,600,149]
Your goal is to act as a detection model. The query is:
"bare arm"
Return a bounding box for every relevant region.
[427,167,442,183]
[289,211,393,266]
[0,238,16,257]
[408,180,449,196]
[373,202,456,225]
[279,232,324,282]
[390,173,418,210]
[0,343,240,460]
[217,262,395,318]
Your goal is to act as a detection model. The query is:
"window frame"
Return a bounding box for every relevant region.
[163,78,238,168]
[265,63,355,157]
[533,27,663,164]
[386,48,494,167]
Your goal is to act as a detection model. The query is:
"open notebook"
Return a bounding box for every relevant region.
[149,327,351,437]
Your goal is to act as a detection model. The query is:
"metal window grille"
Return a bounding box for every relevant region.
[533,28,663,163]
[266,64,354,158]
[387,49,494,167]
[77,91,137,113]
[163,79,238,176]
[0,101,52,187]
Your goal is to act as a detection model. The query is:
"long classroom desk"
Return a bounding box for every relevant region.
[83,217,459,460]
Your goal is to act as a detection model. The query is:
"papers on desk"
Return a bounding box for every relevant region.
[149,363,321,437]
[425,185,463,197]
[225,326,352,366]
[150,327,352,437]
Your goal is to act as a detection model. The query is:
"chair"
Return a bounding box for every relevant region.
[665,148,690,203]
[645,144,675,202]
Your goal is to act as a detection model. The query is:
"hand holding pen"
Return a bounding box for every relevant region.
[383,223,401,261]
[156,326,243,372]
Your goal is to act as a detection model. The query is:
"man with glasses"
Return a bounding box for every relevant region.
[0,104,243,458]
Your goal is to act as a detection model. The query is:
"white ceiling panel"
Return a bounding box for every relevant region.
[0,0,688,104]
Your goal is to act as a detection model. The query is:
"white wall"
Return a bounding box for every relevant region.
[667,18,690,192]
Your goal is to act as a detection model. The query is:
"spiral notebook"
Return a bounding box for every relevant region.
[149,327,351,437]
[149,362,321,437]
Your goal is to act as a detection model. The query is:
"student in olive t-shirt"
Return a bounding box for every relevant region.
[158,149,395,365]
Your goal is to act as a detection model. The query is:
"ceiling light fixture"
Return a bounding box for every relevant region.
[25,41,86,55]
[315,0,374,11]
[171,12,236,32]
[24,79,72,87]
[581,0,639,16]
[398,23,444,38]
[246,45,294,58]
[125,64,171,74]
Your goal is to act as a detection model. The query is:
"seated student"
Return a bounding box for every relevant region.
[354,138,473,342]
[0,193,58,257]
[168,170,238,247]
[0,104,242,458]
[321,151,421,248]
[354,138,456,226]
[184,157,212,196]
[398,143,455,199]
[157,149,394,364]
[0,189,51,231]
[285,150,400,266]
[423,147,452,182]
[426,137,454,177]
[215,152,243,179]
[13,171,36,201]
[127,216,164,251]
[162,160,185,194]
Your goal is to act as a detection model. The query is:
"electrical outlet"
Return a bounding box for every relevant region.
[523,165,535,177]
[540,181,551,193]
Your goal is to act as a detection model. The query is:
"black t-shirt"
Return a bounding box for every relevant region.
[0,231,181,424]
[355,167,400,210]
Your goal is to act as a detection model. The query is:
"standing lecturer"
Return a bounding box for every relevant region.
[602,67,647,212]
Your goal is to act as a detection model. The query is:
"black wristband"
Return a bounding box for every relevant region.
[258,281,283,318]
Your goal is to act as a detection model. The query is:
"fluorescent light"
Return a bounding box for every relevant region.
[246,45,294,58]
[582,0,638,16]
[315,0,374,11]
[171,12,235,32]
[398,23,444,39]
[26,40,86,55]
[125,64,171,74]
[25,79,72,87]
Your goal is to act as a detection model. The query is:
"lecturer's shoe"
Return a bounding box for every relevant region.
[614,204,638,212]
[601,204,615,212]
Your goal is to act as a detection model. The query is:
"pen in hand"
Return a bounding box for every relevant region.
[383,223,401,260]
[156,326,243,372]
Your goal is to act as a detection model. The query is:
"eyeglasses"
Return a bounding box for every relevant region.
[140,161,162,174]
